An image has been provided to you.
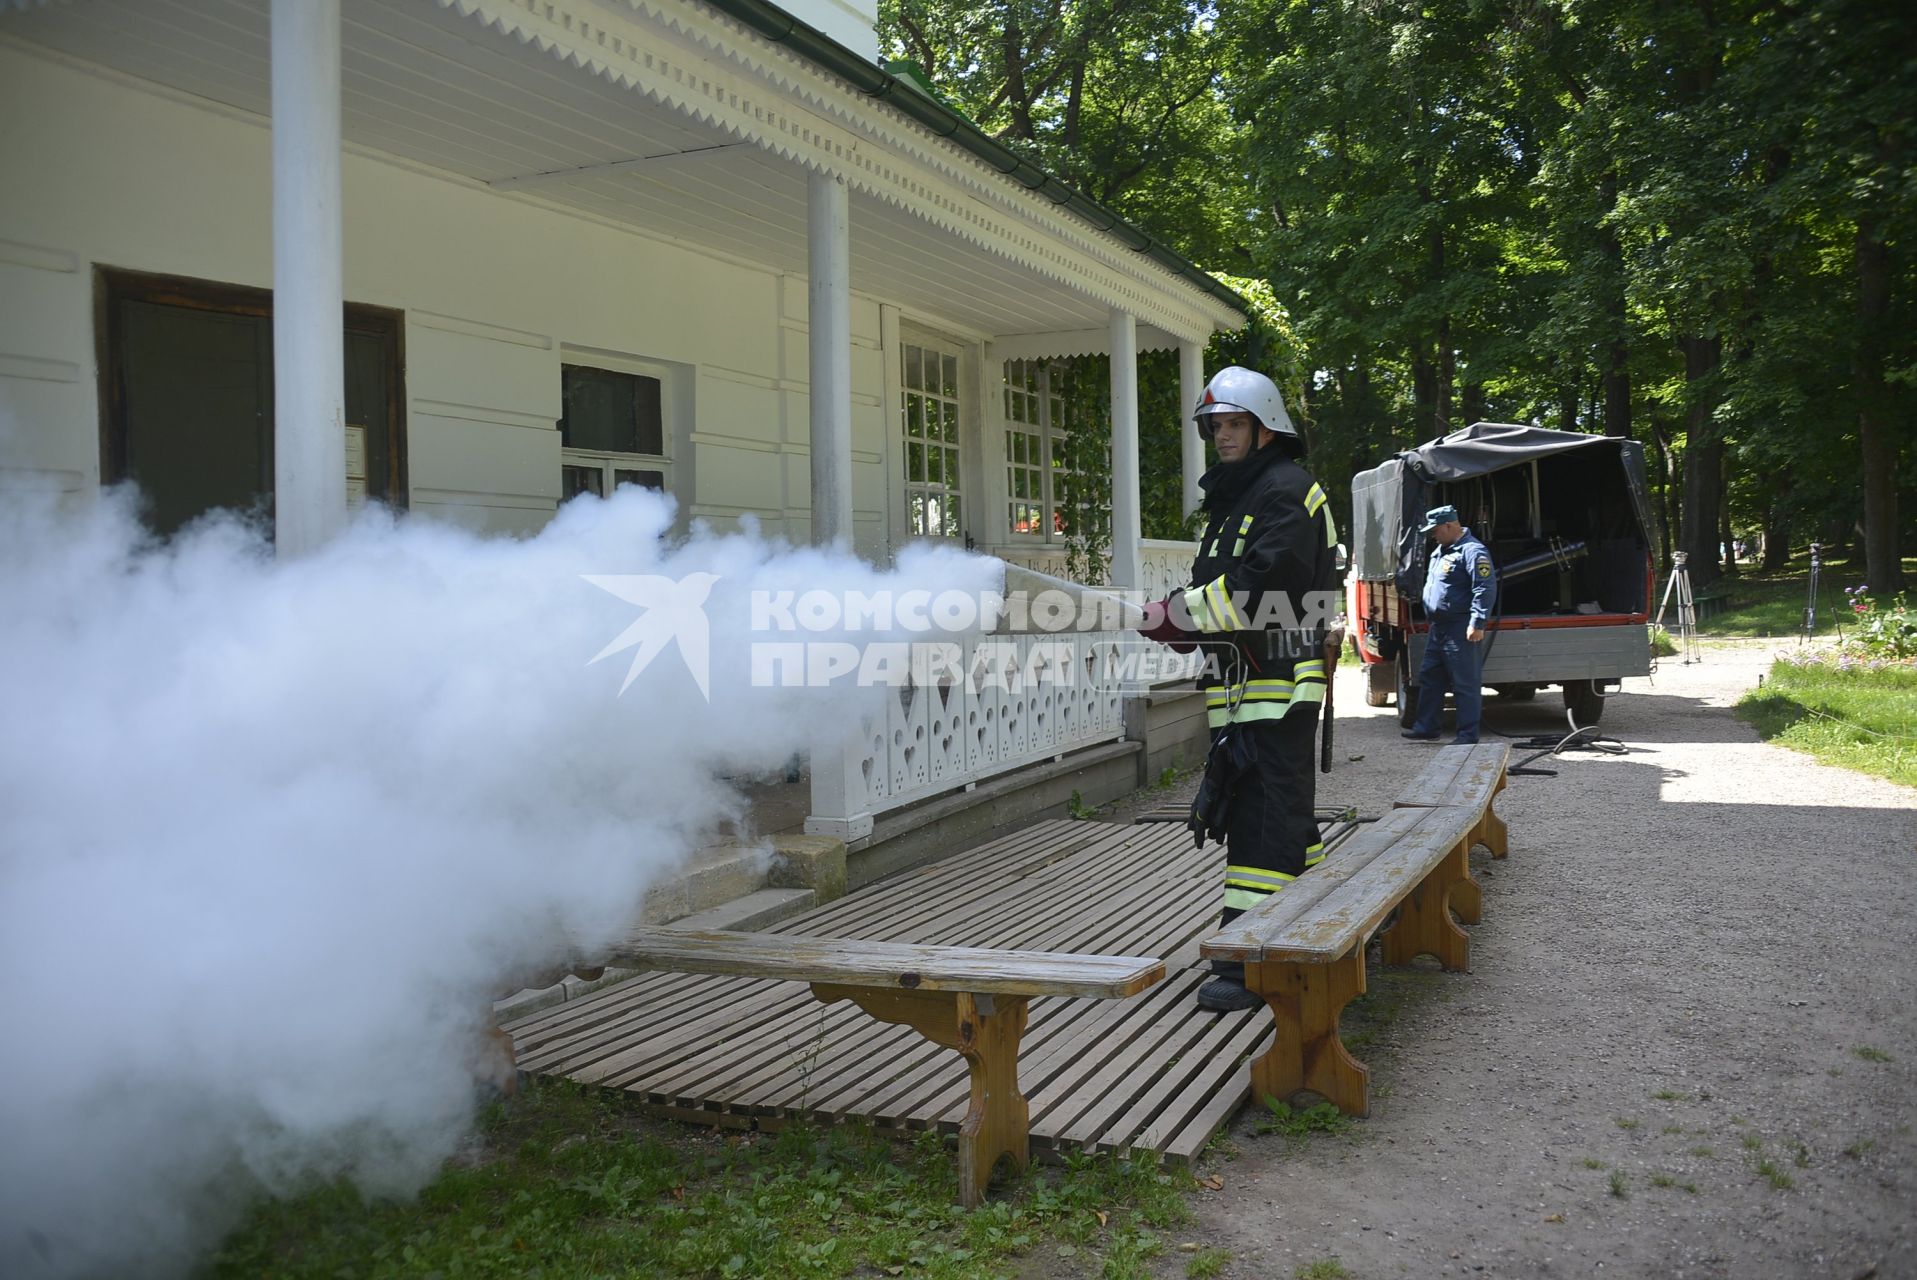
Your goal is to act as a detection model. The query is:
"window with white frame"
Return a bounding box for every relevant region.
[1002,358,1083,540]
[558,363,668,501]
[902,343,963,538]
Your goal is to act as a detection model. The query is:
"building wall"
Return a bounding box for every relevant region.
[0,43,890,552]
[779,0,881,63]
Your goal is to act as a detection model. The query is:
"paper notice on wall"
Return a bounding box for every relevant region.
[345,423,367,509]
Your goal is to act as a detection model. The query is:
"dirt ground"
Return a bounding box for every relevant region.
[1105,641,1917,1280]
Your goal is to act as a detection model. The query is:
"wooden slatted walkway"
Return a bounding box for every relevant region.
[504,819,1275,1162]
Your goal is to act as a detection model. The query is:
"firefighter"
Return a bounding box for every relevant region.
[1401,504,1497,744]
[1138,366,1340,1012]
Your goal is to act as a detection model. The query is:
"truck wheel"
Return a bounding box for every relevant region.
[1563,679,1605,726]
[1396,657,1419,729]
[1365,660,1393,707]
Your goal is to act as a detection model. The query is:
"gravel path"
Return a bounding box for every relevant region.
[1114,642,1916,1280]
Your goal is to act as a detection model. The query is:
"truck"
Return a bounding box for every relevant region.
[1347,423,1656,727]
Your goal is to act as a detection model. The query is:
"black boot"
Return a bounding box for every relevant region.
[1196,959,1263,1012]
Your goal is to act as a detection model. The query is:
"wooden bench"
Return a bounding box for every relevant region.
[511,928,1164,1208]
[1391,741,1510,924]
[1200,804,1481,1119]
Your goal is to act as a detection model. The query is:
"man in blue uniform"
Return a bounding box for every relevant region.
[1402,504,1496,745]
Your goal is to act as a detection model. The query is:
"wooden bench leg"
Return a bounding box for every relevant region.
[813,985,1030,1208]
[1380,838,1472,972]
[1243,950,1370,1118]
[1474,806,1510,859]
[1481,771,1510,858]
[1452,871,1484,925]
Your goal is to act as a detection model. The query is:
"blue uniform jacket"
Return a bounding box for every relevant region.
[1422,528,1496,625]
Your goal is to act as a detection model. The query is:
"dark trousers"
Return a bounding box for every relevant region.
[1212,707,1321,980]
[1413,617,1484,743]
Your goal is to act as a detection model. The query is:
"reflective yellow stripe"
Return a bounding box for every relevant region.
[1232,537,1246,556]
[1304,841,1326,867]
[1185,584,1218,632]
[1223,886,1270,911]
[1323,505,1339,549]
[1305,483,1327,517]
[1195,576,1249,631]
[1225,866,1295,891]
[1207,682,1326,726]
[1240,514,1255,533]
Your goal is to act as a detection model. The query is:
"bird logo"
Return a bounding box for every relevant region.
[582,572,720,699]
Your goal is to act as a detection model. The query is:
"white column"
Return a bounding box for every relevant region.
[1179,339,1206,519]
[271,0,345,557]
[1107,310,1143,589]
[807,169,853,550]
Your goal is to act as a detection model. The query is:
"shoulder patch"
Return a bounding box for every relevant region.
[1477,563,1493,577]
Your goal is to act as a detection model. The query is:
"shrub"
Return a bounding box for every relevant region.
[1840,587,1917,661]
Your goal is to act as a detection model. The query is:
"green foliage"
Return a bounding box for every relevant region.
[1294,1259,1351,1280]
[886,0,1915,591]
[1838,587,1917,660]
[208,1079,1197,1280]
[1737,656,1917,786]
[1252,1098,1351,1142]
[1185,1246,1231,1278]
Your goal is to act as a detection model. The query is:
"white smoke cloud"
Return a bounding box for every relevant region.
[0,485,1001,1278]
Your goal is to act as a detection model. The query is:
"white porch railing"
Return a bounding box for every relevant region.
[806,541,1201,840]
[992,539,1196,601]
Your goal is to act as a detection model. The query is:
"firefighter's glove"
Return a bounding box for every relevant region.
[1188,726,1258,850]
[1138,596,1198,653]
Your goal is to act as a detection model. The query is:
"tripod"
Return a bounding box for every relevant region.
[1654,551,1702,664]
[1801,542,1824,641]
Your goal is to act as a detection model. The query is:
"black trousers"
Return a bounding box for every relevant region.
[1213,705,1321,977]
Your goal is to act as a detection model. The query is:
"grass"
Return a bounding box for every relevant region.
[1185,1246,1231,1278]
[1254,1097,1352,1141]
[1615,1117,1640,1130]
[1852,1045,1895,1063]
[1581,1158,1605,1170]
[1608,1170,1629,1199]
[1294,1261,1350,1280]
[205,1077,1193,1280]
[1736,660,1917,788]
[1651,1089,1689,1102]
[1691,552,1917,639]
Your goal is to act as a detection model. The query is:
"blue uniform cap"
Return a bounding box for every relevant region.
[1420,504,1460,533]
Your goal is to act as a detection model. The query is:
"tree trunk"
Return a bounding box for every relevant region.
[1856,216,1903,594]
[1761,487,1791,571]
[1559,383,1579,433]
[1600,173,1631,440]
[1412,353,1439,442]
[1678,336,1724,590]
[1462,380,1486,427]
[1651,415,1678,570]
[1719,477,1737,579]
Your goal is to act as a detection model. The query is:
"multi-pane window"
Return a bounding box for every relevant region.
[1002,358,1081,540]
[559,363,668,501]
[902,343,962,538]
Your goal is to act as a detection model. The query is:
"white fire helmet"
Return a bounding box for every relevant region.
[1192,366,1297,440]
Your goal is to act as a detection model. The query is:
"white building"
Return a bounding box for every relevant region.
[0,0,1240,838]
